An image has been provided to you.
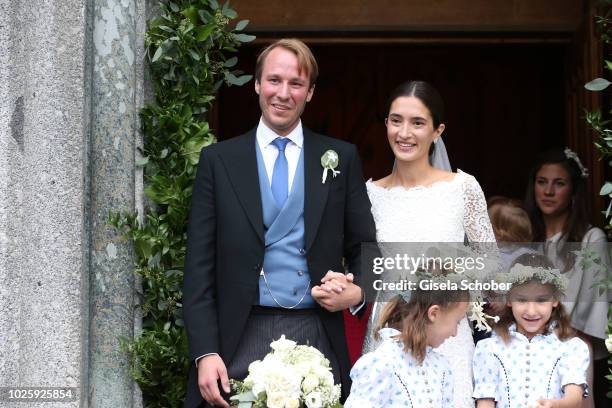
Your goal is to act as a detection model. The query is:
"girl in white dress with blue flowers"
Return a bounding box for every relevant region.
[473,253,590,408]
[346,280,470,407]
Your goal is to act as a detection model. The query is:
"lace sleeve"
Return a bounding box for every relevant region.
[461,172,496,244]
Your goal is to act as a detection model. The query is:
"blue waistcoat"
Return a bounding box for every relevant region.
[255,142,314,308]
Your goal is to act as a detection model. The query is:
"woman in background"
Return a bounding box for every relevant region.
[524,147,609,407]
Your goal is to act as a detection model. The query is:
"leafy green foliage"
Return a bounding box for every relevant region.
[585,0,612,399]
[586,2,612,232]
[110,1,254,406]
[145,0,253,111]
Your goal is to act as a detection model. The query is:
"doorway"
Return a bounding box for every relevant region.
[217,41,567,201]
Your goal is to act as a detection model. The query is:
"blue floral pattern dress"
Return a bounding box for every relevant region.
[473,324,589,408]
[345,328,454,407]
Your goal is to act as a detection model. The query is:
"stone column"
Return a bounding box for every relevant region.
[0,0,147,407]
[0,0,91,407]
[88,0,144,407]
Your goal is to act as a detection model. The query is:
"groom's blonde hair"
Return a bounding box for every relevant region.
[255,38,318,89]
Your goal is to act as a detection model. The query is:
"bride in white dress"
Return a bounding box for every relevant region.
[362,81,496,408]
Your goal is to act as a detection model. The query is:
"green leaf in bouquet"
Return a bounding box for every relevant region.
[229,390,256,406]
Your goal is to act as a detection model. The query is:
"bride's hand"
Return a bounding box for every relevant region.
[312,272,362,311]
[319,271,353,293]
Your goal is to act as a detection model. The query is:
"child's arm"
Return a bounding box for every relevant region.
[472,341,500,404]
[538,337,591,408]
[536,384,583,407]
[476,398,496,408]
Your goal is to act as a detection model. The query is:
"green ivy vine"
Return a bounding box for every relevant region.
[109,1,254,406]
[583,0,612,398]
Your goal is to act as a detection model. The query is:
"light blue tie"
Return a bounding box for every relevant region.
[271,137,290,209]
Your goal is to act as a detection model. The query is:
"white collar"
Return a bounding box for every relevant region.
[505,323,558,342]
[378,327,401,340]
[256,118,304,148]
[378,327,433,354]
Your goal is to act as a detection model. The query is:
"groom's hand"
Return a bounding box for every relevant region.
[312,271,362,312]
[198,354,230,407]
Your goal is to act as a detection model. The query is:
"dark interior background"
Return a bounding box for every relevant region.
[217,43,567,201]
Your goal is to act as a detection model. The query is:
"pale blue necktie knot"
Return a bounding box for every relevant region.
[271,138,290,209]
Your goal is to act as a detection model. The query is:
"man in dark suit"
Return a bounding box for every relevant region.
[183,38,376,408]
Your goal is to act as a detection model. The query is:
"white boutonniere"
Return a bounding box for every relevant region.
[321,150,340,184]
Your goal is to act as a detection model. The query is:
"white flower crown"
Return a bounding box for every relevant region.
[504,263,568,292]
[564,147,589,178]
[398,270,499,332]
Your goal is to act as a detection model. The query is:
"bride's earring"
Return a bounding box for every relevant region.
[433,138,439,144]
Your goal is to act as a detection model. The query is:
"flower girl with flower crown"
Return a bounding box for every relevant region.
[345,278,470,408]
[473,253,590,408]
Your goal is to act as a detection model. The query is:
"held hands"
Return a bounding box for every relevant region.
[198,354,230,407]
[311,271,363,312]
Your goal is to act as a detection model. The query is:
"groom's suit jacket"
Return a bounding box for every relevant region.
[183,127,376,407]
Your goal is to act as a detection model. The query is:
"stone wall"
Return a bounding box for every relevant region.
[0,1,148,407]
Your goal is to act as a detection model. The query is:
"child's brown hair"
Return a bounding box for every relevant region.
[494,253,574,343]
[375,285,468,364]
[488,196,533,242]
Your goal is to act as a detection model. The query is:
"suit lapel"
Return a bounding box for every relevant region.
[304,129,330,251]
[219,131,264,243]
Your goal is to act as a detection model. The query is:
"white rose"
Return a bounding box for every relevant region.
[265,371,301,396]
[314,366,334,387]
[302,374,319,393]
[250,376,265,399]
[606,334,612,353]
[284,396,300,408]
[270,335,297,353]
[266,392,286,408]
[305,391,323,408]
[245,361,267,397]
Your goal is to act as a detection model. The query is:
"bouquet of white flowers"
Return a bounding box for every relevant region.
[230,335,342,408]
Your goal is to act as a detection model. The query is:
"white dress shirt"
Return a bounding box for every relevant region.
[256,118,303,191]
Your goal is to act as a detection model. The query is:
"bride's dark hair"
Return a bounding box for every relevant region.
[385,80,445,129]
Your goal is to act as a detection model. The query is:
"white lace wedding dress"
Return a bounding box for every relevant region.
[362,170,496,408]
